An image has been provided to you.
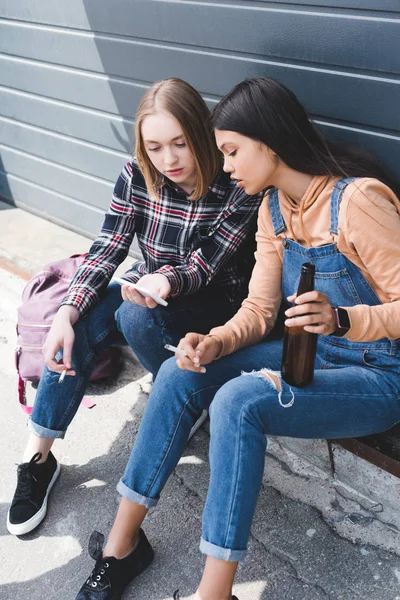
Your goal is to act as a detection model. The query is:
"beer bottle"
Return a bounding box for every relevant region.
[281,262,317,387]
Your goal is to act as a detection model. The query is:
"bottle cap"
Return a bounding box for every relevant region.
[301,262,315,274]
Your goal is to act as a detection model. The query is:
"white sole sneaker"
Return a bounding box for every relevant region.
[188,409,208,441]
[7,461,61,536]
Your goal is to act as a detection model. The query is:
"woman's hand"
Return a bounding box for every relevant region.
[285,291,336,336]
[42,305,79,376]
[175,333,223,373]
[121,273,171,309]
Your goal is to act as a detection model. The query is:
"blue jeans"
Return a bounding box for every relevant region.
[29,283,235,438]
[117,337,400,561]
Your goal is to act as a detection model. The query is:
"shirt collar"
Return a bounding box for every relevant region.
[157,169,232,201]
[207,169,233,200]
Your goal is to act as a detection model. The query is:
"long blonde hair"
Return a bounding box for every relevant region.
[135,78,221,200]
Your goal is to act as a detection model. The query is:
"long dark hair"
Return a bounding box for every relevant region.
[211,78,396,192]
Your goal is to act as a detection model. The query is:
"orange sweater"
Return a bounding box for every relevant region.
[209,177,400,357]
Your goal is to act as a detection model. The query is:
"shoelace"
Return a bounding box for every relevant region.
[85,558,112,589]
[13,452,43,506]
[85,531,112,590]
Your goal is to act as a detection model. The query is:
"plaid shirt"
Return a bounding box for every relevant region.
[62,160,263,316]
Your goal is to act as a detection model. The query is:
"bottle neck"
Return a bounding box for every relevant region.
[296,268,315,296]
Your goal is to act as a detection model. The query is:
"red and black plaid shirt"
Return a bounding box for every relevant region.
[62,160,263,315]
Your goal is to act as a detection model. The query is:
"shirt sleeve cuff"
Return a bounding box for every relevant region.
[154,265,181,296]
[205,334,225,360]
[207,327,237,358]
[60,289,97,317]
[59,299,86,317]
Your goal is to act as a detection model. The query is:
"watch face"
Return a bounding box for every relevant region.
[337,307,350,330]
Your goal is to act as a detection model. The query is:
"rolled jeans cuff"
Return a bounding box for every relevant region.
[28,417,66,439]
[117,479,159,509]
[199,538,247,562]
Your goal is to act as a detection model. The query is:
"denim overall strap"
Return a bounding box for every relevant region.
[268,188,286,236]
[330,177,356,236]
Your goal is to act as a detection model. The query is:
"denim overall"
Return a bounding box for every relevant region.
[116,178,400,562]
[269,177,400,379]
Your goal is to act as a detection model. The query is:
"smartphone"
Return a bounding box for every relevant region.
[113,277,168,307]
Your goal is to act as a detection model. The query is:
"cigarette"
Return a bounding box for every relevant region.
[58,368,68,384]
[164,344,187,357]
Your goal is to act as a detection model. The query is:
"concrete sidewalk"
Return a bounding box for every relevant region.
[1,202,400,600]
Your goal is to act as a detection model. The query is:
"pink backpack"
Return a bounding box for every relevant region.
[15,254,121,414]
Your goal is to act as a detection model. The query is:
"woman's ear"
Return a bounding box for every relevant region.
[261,143,279,165]
[268,148,280,165]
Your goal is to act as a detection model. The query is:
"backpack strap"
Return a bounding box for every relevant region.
[330,177,356,236]
[18,375,31,415]
[268,188,287,236]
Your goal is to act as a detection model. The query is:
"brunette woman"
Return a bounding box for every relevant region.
[74,78,400,600]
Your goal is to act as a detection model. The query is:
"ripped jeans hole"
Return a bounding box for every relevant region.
[241,368,295,408]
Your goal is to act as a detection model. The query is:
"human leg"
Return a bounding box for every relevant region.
[23,436,54,464]
[8,284,125,535]
[103,498,148,558]
[117,341,283,503]
[73,341,282,598]
[194,557,238,600]
[116,290,235,379]
[28,282,124,443]
[116,291,238,440]
[201,360,400,563]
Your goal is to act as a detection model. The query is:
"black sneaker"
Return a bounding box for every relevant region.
[75,529,154,599]
[7,451,60,535]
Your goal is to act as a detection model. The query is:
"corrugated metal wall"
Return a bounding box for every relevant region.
[0,0,399,239]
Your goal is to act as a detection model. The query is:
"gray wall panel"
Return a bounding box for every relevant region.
[0,37,398,132]
[0,0,399,238]
[6,0,399,22]
[316,122,400,178]
[0,146,113,210]
[0,118,129,182]
[0,55,147,121]
[0,88,134,154]
[0,172,105,234]
[1,3,398,73]
[255,0,400,8]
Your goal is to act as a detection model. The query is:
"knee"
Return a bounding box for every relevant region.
[209,377,250,431]
[146,356,179,406]
[151,357,208,412]
[115,301,153,340]
[156,356,203,394]
[209,376,271,436]
[155,355,181,382]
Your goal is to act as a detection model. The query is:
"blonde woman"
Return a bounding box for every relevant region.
[7,79,263,538]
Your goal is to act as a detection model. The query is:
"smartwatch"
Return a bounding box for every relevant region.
[332,306,351,337]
